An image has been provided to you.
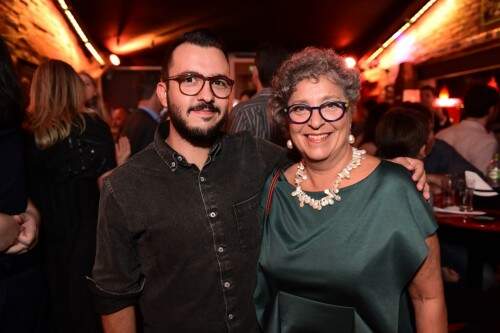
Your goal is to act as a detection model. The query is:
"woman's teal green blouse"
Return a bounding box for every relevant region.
[255,161,437,333]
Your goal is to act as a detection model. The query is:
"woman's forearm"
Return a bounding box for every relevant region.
[409,235,448,333]
[412,296,447,333]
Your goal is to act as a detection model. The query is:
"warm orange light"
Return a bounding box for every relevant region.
[57,0,68,10]
[344,56,357,69]
[64,10,89,43]
[107,16,226,55]
[110,34,155,54]
[85,43,105,65]
[109,54,121,66]
[56,1,104,66]
[487,76,498,91]
[364,0,441,66]
[439,86,450,99]
[435,86,461,108]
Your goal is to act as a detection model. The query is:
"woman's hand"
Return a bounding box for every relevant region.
[390,157,430,200]
[4,201,40,254]
[0,213,20,252]
[115,136,131,166]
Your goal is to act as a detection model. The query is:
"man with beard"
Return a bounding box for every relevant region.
[89,30,429,333]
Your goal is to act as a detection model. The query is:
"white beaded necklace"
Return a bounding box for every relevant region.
[291,147,366,210]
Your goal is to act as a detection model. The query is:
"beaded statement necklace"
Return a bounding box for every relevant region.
[291,147,366,210]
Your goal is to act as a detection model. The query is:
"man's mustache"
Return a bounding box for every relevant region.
[188,102,221,114]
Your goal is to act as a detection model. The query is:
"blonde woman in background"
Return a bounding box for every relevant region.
[80,71,111,124]
[26,60,128,333]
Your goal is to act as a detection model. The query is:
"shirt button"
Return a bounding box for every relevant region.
[228,313,234,320]
[170,162,176,168]
[209,211,217,218]
[217,246,224,253]
[200,176,206,182]
[176,155,183,161]
[224,281,231,288]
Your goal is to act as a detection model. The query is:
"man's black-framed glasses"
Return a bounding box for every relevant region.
[284,100,349,124]
[165,72,235,99]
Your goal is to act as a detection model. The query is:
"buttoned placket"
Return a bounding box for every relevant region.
[197,163,237,330]
[157,135,239,330]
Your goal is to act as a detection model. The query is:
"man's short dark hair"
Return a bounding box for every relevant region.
[161,29,227,81]
[420,85,436,96]
[375,107,430,159]
[463,84,499,119]
[255,44,289,87]
[401,101,434,126]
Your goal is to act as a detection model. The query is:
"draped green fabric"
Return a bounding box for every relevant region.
[255,161,437,333]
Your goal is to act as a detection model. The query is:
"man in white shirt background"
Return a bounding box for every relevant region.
[436,85,498,174]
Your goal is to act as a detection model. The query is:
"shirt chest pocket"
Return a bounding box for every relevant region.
[233,192,261,254]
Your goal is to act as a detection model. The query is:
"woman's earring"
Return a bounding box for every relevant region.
[286,139,293,150]
[348,134,355,144]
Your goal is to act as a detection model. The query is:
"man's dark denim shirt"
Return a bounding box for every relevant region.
[89,123,287,333]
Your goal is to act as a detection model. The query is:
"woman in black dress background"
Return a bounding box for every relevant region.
[26,59,120,333]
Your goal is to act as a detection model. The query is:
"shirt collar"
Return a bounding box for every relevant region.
[139,107,161,123]
[153,122,223,172]
[461,119,487,131]
[257,87,273,97]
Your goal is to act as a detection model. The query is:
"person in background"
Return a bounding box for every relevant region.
[27,60,128,333]
[110,107,130,141]
[121,78,163,155]
[420,85,450,132]
[357,101,390,155]
[229,44,289,146]
[0,37,47,333]
[255,47,446,333]
[436,85,498,174]
[375,107,431,160]
[80,71,111,124]
[238,89,256,103]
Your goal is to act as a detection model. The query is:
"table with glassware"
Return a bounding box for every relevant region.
[435,204,500,288]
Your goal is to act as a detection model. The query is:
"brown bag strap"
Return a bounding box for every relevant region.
[264,168,281,223]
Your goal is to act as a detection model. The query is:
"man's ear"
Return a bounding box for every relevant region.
[488,105,497,118]
[156,82,168,107]
[251,66,261,88]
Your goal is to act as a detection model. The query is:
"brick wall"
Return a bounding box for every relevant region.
[362,0,500,90]
[0,0,100,73]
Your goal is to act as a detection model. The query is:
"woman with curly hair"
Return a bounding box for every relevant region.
[254,47,447,332]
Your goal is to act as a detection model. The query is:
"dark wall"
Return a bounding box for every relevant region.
[101,68,161,110]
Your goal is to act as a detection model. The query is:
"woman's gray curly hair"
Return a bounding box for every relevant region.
[270,47,361,138]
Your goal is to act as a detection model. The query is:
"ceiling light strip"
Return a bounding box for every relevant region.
[366,0,438,64]
[57,0,105,65]
[85,43,105,65]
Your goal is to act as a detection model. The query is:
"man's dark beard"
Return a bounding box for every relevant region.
[168,101,226,148]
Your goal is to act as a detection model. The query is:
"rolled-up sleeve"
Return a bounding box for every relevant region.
[87,180,144,314]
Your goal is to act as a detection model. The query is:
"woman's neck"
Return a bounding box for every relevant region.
[301,145,353,190]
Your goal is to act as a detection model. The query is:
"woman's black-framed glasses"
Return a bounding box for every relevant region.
[284,100,349,124]
[165,72,235,99]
